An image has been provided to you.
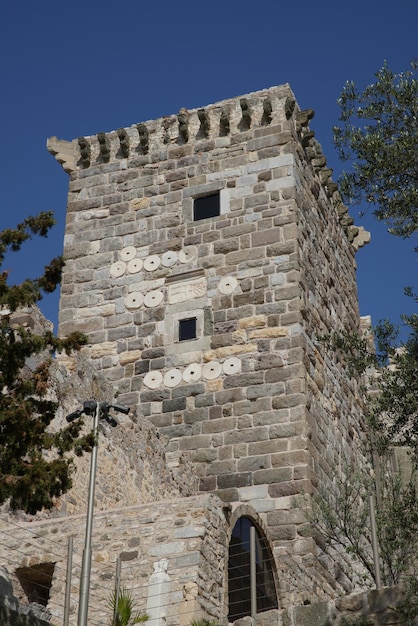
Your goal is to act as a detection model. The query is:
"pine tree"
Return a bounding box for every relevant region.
[0,211,91,514]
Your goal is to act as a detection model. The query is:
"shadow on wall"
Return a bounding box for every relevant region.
[0,566,52,626]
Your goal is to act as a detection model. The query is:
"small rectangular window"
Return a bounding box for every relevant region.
[193,193,220,221]
[179,317,197,341]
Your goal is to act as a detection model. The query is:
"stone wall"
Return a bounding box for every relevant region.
[0,567,51,626]
[2,307,197,520]
[1,495,232,626]
[47,84,372,607]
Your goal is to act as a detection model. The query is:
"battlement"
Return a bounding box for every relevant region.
[48,85,294,170]
[47,84,369,250]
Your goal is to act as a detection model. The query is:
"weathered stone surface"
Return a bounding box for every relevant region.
[21,84,372,621]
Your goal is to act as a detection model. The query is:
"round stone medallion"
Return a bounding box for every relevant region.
[110,261,126,278]
[202,361,222,380]
[178,247,197,263]
[218,276,238,295]
[183,363,202,383]
[127,258,143,274]
[144,255,161,271]
[161,250,178,267]
[163,369,182,388]
[120,246,137,262]
[125,292,144,309]
[223,357,242,375]
[143,371,163,389]
[144,290,164,307]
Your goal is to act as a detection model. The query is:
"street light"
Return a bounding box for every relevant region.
[66,400,129,626]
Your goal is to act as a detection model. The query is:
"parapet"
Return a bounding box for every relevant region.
[47,84,369,249]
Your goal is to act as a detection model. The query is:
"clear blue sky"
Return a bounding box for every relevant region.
[1,0,416,336]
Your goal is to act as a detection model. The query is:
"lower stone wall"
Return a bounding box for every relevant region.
[0,567,52,626]
[247,586,413,626]
[0,605,52,626]
[0,494,229,626]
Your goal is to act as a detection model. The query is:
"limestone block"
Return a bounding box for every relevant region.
[119,350,142,366]
[248,327,288,339]
[131,197,150,210]
[204,343,258,361]
[47,136,78,173]
[238,315,267,329]
[91,342,117,358]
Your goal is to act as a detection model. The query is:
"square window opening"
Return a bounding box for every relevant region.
[193,192,220,221]
[179,317,197,341]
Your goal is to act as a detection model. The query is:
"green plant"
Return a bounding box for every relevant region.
[0,212,90,513]
[333,60,417,238]
[309,454,418,586]
[109,587,148,626]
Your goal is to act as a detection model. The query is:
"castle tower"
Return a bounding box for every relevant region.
[49,84,370,605]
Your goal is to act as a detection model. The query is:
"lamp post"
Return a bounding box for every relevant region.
[66,400,129,626]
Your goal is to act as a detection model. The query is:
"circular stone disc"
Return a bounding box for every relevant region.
[120,246,137,262]
[127,258,143,274]
[125,292,144,309]
[218,275,238,295]
[223,357,242,375]
[178,247,197,263]
[110,261,126,278]
[144,290,164,308]
[143,371,163,389]
[143,255,161,271]
[202,361,222,380]
[183,363,202,383]
[163,368,182,388]
[161,250,178,267]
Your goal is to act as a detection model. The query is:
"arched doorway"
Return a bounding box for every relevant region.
[228,516,278,621]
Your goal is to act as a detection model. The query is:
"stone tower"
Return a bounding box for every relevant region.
[48,84,370,606]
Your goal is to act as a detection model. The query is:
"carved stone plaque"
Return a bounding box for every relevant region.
[167,278,207,304]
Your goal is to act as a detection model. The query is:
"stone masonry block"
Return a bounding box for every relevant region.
[253,467,292,485]
[224,426,269,445]
[246,383,285,400]
[268,479,312,498]
[217,472,252,489]
[162,398,187,413]
[237,455,271,472]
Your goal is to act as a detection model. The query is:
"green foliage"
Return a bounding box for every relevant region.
[309,460,374,582]
[108,587,148,626]
[394,578,418,625]
[309,456,418,586]
[324,311,418,461]
[0,213,90,514]
[333,61,418,238]
[324,59,418,624]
